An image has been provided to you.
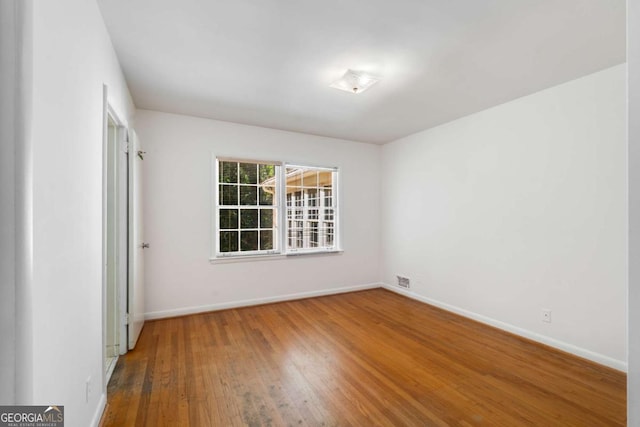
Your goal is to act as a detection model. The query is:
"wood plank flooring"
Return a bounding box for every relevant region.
[100,289,626,426]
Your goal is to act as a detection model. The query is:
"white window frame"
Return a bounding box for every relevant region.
[213,157,283,258]
[282,164,340,255]
[211,155,341,260]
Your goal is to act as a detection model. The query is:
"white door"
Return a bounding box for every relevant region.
[105,113,120,374]
[128,130,145,349]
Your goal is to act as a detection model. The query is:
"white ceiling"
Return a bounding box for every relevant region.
[97,0,625,144]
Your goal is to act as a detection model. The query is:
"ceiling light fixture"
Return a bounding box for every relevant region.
[330,69,380,94]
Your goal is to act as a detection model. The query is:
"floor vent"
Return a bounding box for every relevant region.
[396,276,410,289]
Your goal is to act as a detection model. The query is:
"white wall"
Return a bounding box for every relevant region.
[629,0,640,421]
[3,0,629,422]
[24,0,134,426]
[0,0,18,404]
[134,110,381,318]
[381,65,627,369]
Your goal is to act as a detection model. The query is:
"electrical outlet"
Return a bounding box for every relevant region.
[541,309,551,323]
[85,376,91,403]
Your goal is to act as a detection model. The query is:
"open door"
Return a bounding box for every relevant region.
[104,111,121,379]
[128,130,145,349]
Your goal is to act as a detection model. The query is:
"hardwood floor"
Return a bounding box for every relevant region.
[100,289,626,426]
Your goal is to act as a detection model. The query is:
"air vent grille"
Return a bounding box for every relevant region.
[396,276,410,289]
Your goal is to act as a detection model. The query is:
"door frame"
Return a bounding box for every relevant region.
[101,85,128,391]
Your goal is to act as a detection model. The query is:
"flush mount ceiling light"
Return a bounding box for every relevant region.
[330,69,380,94]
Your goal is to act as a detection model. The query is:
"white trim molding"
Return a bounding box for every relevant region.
[91,393,107,427]
[382,283,627,372]
[145,283,382,320]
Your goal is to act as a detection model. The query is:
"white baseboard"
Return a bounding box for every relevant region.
[144,283,382,320]
[90,392,107,427]
[382,283,627,372]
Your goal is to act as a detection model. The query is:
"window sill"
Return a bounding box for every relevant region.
[209,249,343,264]
[285,249,344,257]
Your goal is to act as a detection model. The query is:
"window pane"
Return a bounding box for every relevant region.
[239,163,258,184]
[219,231,238,252]
[324,189,333,207]
[220,184,238,205]
[324,208,334,221]
[292,190,303,206]
[286,168,303,186]
[310,222,318,247]
[216,159,281,257]
[260,209,273,228]
[219,209,238,229]
[260,230,273,250]
[325,222,334,246]
[240,231,258,251]
[240,209,259,229]
[303,170,318,187]
[219,162,238,184]
[259,164,276,183]
[318,171,332,187]
[307,189,318,206]
[285,165,337,251]
[239,186,257,205]
[259,186,274,205]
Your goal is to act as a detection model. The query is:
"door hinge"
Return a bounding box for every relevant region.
[125,313,130,325]
[122,131,130,153]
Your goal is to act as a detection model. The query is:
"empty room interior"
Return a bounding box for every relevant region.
[2,0,640,426]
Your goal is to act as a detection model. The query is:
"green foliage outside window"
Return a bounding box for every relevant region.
[217,160,278,253]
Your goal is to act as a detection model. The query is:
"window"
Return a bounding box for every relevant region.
[216,160,280,255]
[214,158,339,258]
[284,166,336,252]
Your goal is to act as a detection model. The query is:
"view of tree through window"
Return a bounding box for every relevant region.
[218,161,278,253]
[215,158,338,257]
